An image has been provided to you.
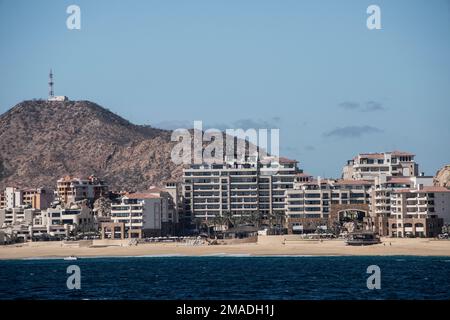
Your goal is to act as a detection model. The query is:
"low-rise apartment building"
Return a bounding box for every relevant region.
[0,203,94,241]
[0,207,37,227]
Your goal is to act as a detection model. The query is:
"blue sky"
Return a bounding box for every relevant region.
[1,0,449,177]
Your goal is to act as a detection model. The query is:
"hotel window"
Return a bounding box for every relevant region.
[305,193,321,198]
[305,207,320,212]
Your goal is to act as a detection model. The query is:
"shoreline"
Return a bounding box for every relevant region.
[1,236,450,260]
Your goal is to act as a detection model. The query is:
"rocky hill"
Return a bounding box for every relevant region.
[0,100,182,190]
[434,165,450,188]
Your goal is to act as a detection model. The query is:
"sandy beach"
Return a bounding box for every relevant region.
[1,236,450,260]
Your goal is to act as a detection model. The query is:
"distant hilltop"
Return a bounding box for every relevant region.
[0,100,181,190]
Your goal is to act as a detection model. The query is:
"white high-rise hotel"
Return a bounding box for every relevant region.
[182,155,299,229]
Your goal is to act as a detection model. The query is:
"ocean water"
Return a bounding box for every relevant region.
[0,256,449,300]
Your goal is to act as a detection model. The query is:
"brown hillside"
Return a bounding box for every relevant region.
[0,100,182,190]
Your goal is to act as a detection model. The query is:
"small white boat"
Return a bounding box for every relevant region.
[64,256,78,261]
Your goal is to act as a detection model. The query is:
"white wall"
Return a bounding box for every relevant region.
[5,187,15,209]
[411,176,434,188]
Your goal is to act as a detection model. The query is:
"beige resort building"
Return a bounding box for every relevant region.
[389,186,450,237]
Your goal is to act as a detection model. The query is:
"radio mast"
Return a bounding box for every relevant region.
[48,69,54,99]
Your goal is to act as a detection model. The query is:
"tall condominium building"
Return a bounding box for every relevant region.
[388,186,450,237]
[286,177,373,234]
[0,187,54,210]
[182,156,301,230]
[342,151,419,181]
[56,175,108,204]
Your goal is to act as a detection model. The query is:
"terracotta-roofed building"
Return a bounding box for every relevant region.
[342,151,418,181]
[370,175,434,236]
[388,184,450,237]
[56,175,108,204]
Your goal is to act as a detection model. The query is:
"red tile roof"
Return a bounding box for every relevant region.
[395,186,450,193]
[386,177,412,184]
[358,153,384,159]
[296,172,312,177]
[278,157,298,164]
[147,187,166,193]
[355,151,415,160]
[420,186,450,192]
[125,193,161,199]
[335,179,373,185]
[390,151,415,156]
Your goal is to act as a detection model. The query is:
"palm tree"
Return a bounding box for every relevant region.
[250,211,260,228]
[193,217,203,234]
[222,211,234,229]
